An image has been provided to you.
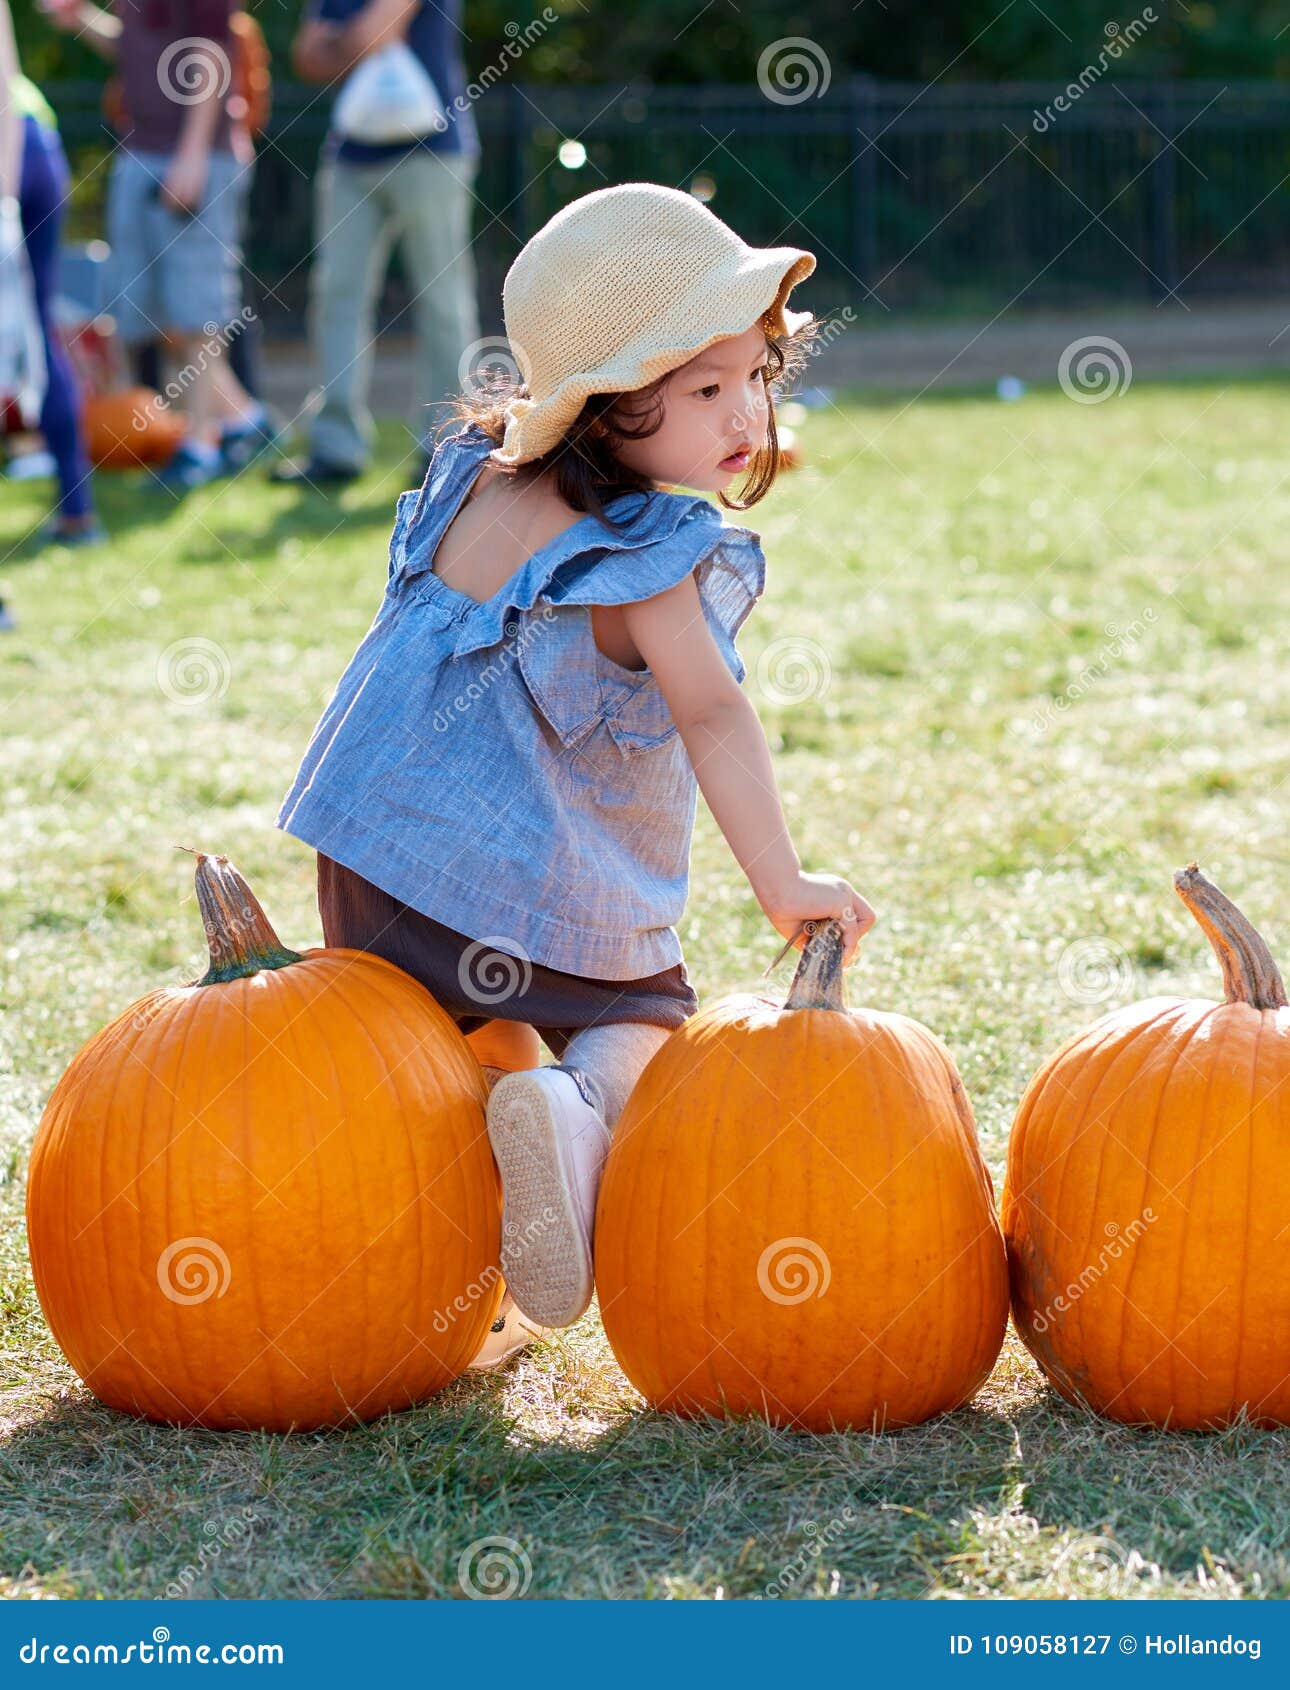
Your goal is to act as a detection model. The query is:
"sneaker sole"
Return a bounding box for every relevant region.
[486,1075,599,1328]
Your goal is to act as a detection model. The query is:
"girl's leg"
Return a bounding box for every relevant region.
[486,1022,675,1329]
[461,1022,549,1371]
[550,1020,673,1131]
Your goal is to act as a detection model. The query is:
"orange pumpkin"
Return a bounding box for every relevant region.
[83,387,185,469]
[464,1017,542,1082]
[594,921,1009,1432]
[1002,864,1290,1429]
[26,851,502,1432]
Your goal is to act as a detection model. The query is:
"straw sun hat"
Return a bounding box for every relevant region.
[490,182,817,466]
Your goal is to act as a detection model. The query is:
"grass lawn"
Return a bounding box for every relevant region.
[2,374,1288,1600]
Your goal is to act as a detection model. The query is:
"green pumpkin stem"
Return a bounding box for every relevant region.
[1173,862,1287,1011]
[178,848,305,986]
[783,919,848,1011]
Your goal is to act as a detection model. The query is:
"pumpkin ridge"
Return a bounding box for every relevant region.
[1003,1001,1188,1402]
[1067,1006,1197,1411]
[335,957,503,1379]
[335,961,456,1389]
[250,960,324,1426]
[99,999,181,1417]
[1023,1002,1188,1264]
[1103,1000,1223,1422]
[1024,1014,1151,1384]
[155,993,205,1421]
[169,991,235,1419]
[144,989,220,1422]
[283,959,394,1409]
[1226,1005,1265,1418]
[681,1035,725,1407]
[1157,1000,1226,1424]
[341,950,482,1104]
[917,1033,1002,1414]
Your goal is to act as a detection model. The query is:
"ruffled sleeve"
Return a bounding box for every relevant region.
[448,494,767,685]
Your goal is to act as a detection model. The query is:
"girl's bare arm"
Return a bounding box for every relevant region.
[621,575,876,961]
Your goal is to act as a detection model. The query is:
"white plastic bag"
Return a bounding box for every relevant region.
[332,43,448,145]
[0,196,47,427]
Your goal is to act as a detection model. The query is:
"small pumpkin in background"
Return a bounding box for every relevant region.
[464,1017,542,1088]
[1003,864,1290,1430]
[595,920,1009,1432]
[26,851,502,1432]
[83,386,185,469]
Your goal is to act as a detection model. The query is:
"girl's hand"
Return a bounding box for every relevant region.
[760,871,877,965]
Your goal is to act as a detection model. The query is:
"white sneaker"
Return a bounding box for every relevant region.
[485,1068,610,1328]
[465,1293,550,1372]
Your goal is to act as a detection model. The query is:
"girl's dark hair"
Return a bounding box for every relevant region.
[442,315,822,529]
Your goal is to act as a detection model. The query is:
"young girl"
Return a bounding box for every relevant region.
[275,182,876,1366]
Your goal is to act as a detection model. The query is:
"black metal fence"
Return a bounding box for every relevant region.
[49,77,1290,332]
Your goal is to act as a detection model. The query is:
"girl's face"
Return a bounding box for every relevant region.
[609,322,772,494]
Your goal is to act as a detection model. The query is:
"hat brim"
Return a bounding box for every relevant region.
[490,246,816,467]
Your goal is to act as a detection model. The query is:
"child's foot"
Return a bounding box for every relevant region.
[38,514,107,548]
[218,403,282,474]
[485,1068,609,1328]
[465,1293,549,1372]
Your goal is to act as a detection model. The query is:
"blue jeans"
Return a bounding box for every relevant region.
[18,116,93,519]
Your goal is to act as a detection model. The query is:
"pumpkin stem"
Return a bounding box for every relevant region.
[783,919,848,1011]
[1173,862,1287,1011]
[178,847,305,986]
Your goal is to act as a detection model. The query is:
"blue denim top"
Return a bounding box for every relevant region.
[275,424,766,980]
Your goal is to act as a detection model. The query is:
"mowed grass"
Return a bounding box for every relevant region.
[1,374,1288,1600]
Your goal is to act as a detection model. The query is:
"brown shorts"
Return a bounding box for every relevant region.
[315,852,698,1060]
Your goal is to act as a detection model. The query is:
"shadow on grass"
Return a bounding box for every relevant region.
[3,1348,1286,1600]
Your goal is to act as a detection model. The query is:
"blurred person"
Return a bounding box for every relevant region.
[1,0,102,549]
[101,5,276,467]
[270,0,479,486]
[44,0,268,493]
